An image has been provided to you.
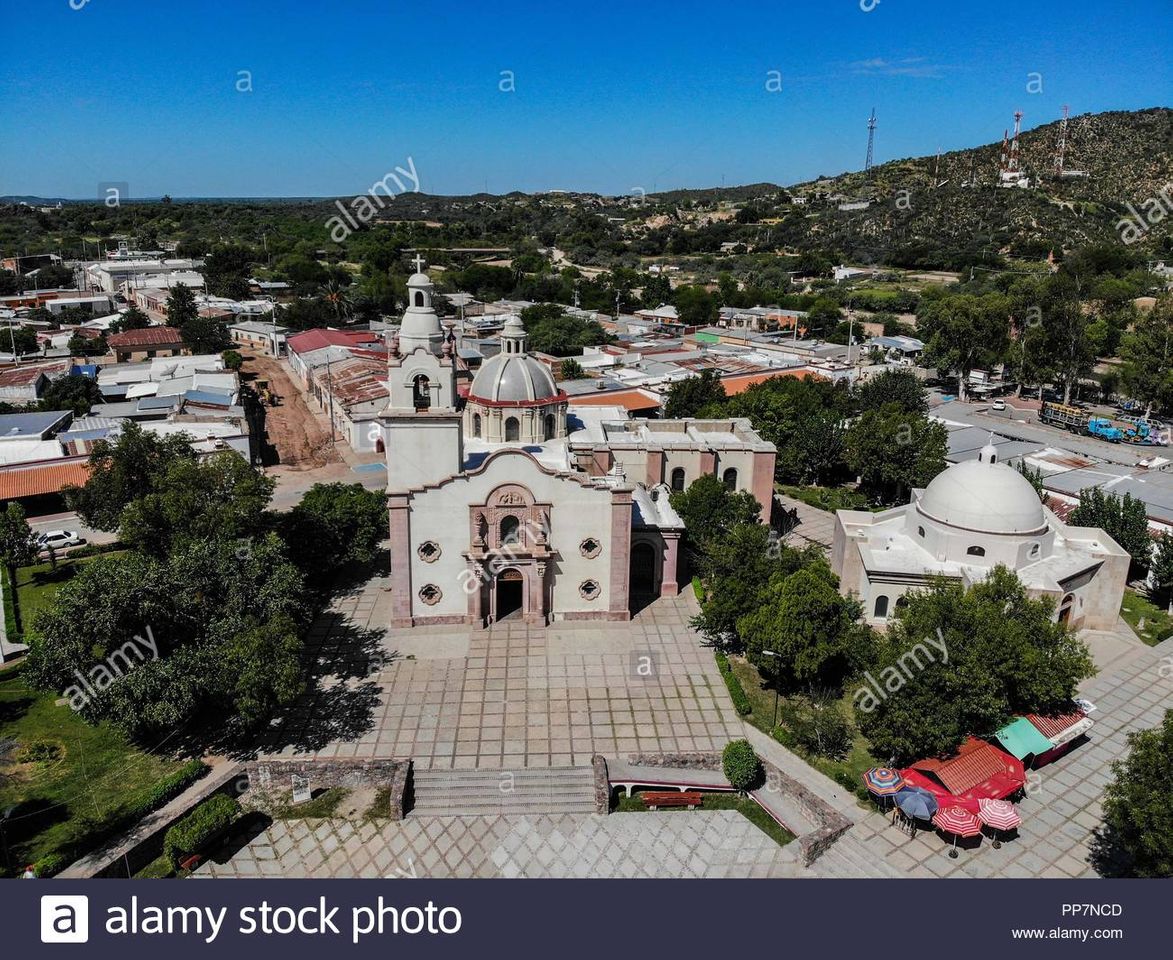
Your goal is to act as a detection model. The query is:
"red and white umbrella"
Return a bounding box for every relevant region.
[978,798,1022,848]
[933,806,982,858]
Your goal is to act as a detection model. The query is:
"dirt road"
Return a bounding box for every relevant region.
[240,349,342,469]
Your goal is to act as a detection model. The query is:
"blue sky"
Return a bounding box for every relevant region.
[2,0,1169,198]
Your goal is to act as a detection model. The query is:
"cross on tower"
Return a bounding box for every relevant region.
[412,254,426,273]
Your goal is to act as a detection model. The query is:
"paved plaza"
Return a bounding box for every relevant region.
[261,570,744,769]
[193,811,805,879]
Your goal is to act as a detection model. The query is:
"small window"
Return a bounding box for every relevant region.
[1030,542,1040,558]
[500,515,520,545]
[874,595,889,619]
[417,541,441,563]
[580,537,601,558]
[472,413,482,438]
[414,291,424,307]
[966,545,986,557]
[722,468,738,491]
[505,416,520,442]
[544,413,556,441]
[917,526,925,538]
[579,580,601,600]
[412,374,430,409]
[418,584,442,605]
[670,467,686,492]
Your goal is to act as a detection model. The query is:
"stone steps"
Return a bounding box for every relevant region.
[409,766,597,817]
[808,831,907,878]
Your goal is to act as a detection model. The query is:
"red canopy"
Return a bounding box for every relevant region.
[900,738,1025,813]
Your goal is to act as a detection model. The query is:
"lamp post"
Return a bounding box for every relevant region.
[761,649,782,731]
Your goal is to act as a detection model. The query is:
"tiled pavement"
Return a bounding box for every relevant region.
[776,493,835,552]
[192,811,805,879]
[261,572,744,769]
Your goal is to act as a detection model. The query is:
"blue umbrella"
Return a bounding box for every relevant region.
[894,785,939,821]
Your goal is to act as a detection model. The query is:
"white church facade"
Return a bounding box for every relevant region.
[831,439,1130,631]
[378,261,777,628]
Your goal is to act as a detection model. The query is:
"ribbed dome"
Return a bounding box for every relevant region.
[918,457,1046,535]
[469,353,558,402]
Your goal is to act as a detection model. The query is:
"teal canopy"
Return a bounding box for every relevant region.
[994,717,1054,760]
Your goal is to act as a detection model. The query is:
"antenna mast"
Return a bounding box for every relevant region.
[864,108,877,171]
[1054,104,1069,176]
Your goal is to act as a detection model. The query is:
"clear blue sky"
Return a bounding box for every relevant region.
[2,0,1169,198]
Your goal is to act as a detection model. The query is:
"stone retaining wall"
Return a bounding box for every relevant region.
[591,755,609,814]
[246,758,410,820]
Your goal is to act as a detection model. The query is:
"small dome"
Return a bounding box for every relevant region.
[918,458,1046,535]
[408,271,431,286]
[469,353,558,402]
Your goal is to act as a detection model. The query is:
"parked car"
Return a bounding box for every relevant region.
[990,398,1006,411]
[36,530,86,554]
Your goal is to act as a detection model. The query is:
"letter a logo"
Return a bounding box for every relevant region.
[41,896,89,943]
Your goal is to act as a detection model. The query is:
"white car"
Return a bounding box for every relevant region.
[990,398,1007,411]
[36,530,86,554]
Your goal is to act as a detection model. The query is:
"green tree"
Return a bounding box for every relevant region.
[203,244,254,301]
[0,503,39,631]
[1045,297,1097,405]
[669,473,761,572]
[165,282,199,327]
[65,422,196,531]
[1096,710,1173,878]
[916,294,1009,401]
[67,332,107,357]
[845,406,948,505]
[1148,534,1173,610]
[855,567,1094,764]
[1069,487,1153,576]
[283,483,387,577]
[853,369,928,415]
[221,349,244,371]
[673,285,717,326]
[558,358,586,380]
[7,326,39,356]
[737,560,866,690]
[722,739,763,792]
[180,315,231,354]
[1119,298,1173,417]
[664,370,726,418]
[39,374,104,416]
[110,306,151,334]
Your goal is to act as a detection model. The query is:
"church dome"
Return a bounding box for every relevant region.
[468,317,560,403]
[917,440,1046,535]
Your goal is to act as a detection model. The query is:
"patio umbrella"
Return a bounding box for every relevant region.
[894,785,939,821]
[933,806,983,858]
[977,798,1022,849]
[863,767,906,797]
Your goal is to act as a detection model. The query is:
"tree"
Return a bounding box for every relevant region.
[916,294,1008,401]
[1119,298,1173,417]
[65,422,196,531]
[669,473,761,572]
[1044,297,1097,405]
[1096,710,1173,878]
[845,406,948,505]
[203,244,254,301]
[558,358,586,380]
[673,285,717,326]
[1069,487,1152,576]
[0,503,39,630]
[519,303,611,357]
[39,374,104,416]
[855,567,1094,764]
[6,326,39,356]
[222,349,244,371]
[722,739,763,792]
[854,369,928,415]
[737,560,866,690]
[165,282,199,327]
[1148,534,1173,611]
[283,483,387,577]
[110,306,151,335]
[180,315,230,354]
[664,370,726,418]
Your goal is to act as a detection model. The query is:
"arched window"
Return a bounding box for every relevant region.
[472,413,482,438]
[917,526,925,538]
[500,515,520,546]
[412,374,430,409]
[505,416,520,442]
[670,467,686,492]
[874,595,889,619]
[895,595,909,610]
[966,545,986,557]
[413,291,424,307]
[722,468,738,491]
[1030,542,1040,558]
[544,413,556,440]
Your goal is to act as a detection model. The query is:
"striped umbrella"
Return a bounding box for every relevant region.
[933,806,982,858]
[862,767,906,797]
[978,798,1022,848]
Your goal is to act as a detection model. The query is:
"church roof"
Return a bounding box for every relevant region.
[917,440,1046,535]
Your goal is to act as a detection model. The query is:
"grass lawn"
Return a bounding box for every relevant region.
[0,662,185,873]
[779,484,878,514]
[1119,589,1173,646]
[614,790,795,847]
[12,556,106,634]
[726,654,879,799]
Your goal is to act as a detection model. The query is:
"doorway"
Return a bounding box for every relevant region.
[496,569,524,620]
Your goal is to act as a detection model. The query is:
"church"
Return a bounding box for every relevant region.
[831,439,1130,631]
[378,261,777,628]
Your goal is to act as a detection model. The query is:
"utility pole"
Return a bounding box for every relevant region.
[324,353,336,445]
[762,650,782,730]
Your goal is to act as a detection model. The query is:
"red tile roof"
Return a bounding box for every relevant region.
[0,461,91,499]
[1026,710,1087,740]
[721,369,827,395]
[106,325,184,349]
[910,738,1022,796]
[287,329,383,355]
[567,389,662,412]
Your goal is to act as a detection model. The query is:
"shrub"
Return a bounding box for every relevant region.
[723,739,764,791]
[32,853,66,878]
[164,794,240,867]
[129,760,208,819]
[15,738,64,764]
[779,695,853,760]
[715,651,752,715]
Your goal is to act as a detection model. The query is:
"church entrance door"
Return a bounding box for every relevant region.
[496,569,524,621]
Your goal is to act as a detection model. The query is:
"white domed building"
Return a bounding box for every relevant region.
[831,439,1129,630]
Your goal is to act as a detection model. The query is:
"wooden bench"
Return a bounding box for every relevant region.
[641,791,704,810]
